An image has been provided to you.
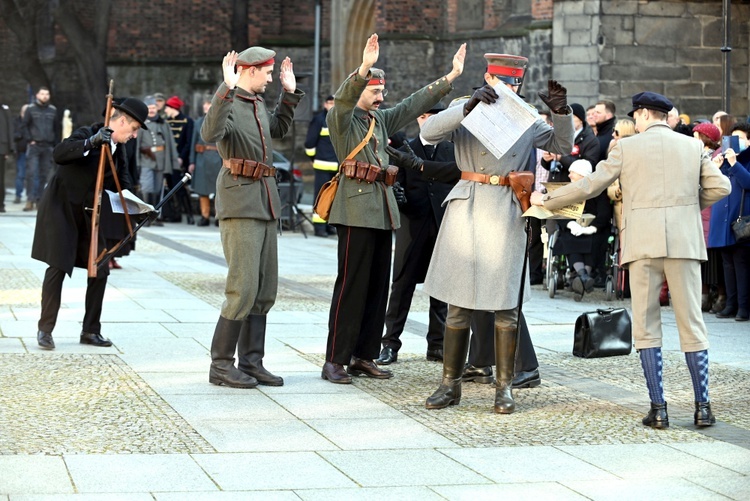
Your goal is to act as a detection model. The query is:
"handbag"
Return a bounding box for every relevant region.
[731,189,750,244]
[313,117,376,221]
[573,308,632,358]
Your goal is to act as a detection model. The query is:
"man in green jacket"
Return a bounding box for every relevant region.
[201,47,304,389]
[321,33,466,383]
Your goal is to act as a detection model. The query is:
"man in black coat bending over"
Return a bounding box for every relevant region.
[31,98,148,350]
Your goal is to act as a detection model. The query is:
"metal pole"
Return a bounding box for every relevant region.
[721,0,731,113]
[312,0,322,112]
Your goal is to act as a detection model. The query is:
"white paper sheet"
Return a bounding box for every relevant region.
[106,189,155,215]
[460,82,540,160]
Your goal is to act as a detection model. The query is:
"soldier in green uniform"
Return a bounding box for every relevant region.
[201,47,304,388]
[320,33,466,384]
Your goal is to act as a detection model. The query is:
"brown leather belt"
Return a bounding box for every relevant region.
[461,171,510,186]
[152,145,165,152]
[223,158,277,180]
[195,144,218,153]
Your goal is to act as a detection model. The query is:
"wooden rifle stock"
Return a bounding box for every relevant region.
[87,80,114,278]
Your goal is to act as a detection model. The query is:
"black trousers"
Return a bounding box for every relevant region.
[39,266,108,334]
[468,311,539,372]
[528,217,544,283]
[382,216,444,352]
[326,225,392,365]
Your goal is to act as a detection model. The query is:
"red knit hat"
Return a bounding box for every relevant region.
[693,122,721,143]
[165,96,184,110]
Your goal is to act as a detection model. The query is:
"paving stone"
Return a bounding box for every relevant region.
[0,354,213,454]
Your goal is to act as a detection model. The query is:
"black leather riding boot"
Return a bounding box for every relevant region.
[209,316,258,388]
[237,314,284,386]
[426,326,470,409]
[494,325,517,414]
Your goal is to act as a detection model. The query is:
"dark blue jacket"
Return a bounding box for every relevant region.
[708,151,750,248]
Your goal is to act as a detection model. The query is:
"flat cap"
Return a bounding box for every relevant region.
[627,91,673,117]
[484,53,528,85]
[237,46,276,67]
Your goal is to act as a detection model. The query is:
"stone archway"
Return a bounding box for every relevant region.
[330,0,376,92]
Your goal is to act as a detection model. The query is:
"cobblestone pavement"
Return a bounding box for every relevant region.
[303,352,748,448]
[0,354,214,455]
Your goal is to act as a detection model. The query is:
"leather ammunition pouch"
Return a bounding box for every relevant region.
[340,159,396,186]
[223,158,277,180]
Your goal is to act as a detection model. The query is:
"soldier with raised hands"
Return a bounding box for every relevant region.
[202,47,304,389]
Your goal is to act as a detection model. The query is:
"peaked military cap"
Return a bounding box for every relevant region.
[237,46,276,68]
[484,53,528,85]
[368,68,386,86]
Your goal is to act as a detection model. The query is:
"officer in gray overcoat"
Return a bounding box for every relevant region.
[421,54,575,414]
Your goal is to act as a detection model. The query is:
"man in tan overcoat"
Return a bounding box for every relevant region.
[531,91,731,429]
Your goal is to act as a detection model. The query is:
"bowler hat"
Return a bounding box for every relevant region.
[484,53,528,86]
[627,91,673,117]
[237,46,276,67]
[112,97,148,130]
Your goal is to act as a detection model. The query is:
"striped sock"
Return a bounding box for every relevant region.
[685,350,710,403]
[639,347,665,404]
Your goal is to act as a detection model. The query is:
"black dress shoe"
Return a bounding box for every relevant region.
[426,348,443,362]
[512,368,541,389]
[376,346,397,365]
[642,401,669,429]
[80,331,113,347]
[37,330,55,350]
[321,362,352,384]
[326,225,337,236]
[197,217,210,226]
[347,357,393,379]
[462,364,494,384]
[695,401,716,427]
[716,306,738,319]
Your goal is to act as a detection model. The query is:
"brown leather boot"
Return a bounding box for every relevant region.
[426,326,470,409]
[494,325,517,414]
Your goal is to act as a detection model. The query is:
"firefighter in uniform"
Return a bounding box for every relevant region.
[305,95,339,237]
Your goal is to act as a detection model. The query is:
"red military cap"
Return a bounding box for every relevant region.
[484,53,528,86]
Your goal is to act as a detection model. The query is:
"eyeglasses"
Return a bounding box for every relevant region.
[368,88,388,97]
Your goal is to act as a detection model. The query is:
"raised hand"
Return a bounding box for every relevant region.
[359,34,379,77]
[446,43,467,83]
[279,57,296,93]
[222,51,241,89]
[538,80,568,115]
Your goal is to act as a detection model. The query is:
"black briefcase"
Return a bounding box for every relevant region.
[573,308,632,358]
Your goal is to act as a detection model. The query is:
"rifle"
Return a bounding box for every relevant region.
[87,80,135,277]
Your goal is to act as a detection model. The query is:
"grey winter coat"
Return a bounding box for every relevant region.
[422,102,574,310]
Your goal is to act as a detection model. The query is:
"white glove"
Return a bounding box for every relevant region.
[579,226,597,235]
[567,221,583,236]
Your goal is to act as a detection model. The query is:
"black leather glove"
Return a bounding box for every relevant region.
[392,181,407,207]
[463,85,498,116]
[86,127,112,150]
[386,143,424,171]
[537,80,568,115]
